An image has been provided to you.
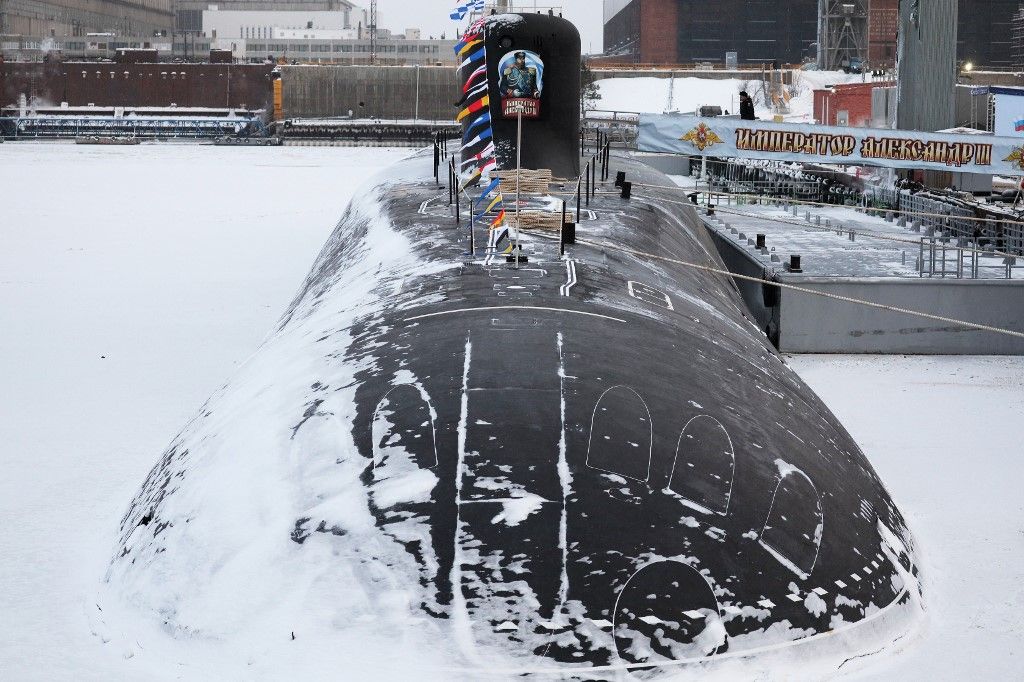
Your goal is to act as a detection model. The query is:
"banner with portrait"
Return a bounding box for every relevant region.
[498,49,544,119]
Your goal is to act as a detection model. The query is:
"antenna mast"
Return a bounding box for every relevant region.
[369,0,378,64]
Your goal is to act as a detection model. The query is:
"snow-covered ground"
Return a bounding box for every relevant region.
[595,71,868,122]
[1,143,1022,679]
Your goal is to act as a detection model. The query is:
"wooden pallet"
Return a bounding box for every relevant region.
[510,210,576,231]
[495,168,553,195]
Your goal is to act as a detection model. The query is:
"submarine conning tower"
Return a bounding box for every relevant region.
[459,11,581,179]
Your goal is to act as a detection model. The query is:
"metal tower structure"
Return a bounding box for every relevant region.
[369,0,378,64]
[818,0,869,71]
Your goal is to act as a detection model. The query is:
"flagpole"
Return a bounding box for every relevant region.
[515,109,522,270]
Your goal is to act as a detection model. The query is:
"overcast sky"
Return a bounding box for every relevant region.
[373,1,605,54]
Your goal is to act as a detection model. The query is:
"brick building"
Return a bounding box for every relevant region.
[602,0,817,65]
[868,0,899,68]
[813,81,895,126]
[866,1,1019,71]
[605,1,1020,70]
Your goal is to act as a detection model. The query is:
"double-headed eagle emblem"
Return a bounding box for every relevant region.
[1004,146,1024,170]
[680,122,724,152]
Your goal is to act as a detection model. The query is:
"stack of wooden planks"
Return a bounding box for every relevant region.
[495,168,553,195]
[510,210,575,231]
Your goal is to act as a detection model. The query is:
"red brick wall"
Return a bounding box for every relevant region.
[813,82,894,126]
[639,0,679,64]
[869,0,899,68]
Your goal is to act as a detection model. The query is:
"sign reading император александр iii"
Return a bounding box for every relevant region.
[639,115,1024,174]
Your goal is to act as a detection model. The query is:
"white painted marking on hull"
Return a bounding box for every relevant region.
[556,331,571,616]
[405,306,627,323]
[559,259,577,296]
[449,335,476,660]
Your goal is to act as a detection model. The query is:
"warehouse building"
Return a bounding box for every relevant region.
[0,0,173,38]
[603,0,818,65]
[604,0,1020,70]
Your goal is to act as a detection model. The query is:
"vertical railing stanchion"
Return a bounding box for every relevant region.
[560,200,567,257]
[468,190,475,256]
[585,161,590,206]
[454,163,461,224]
[433,135,439,184]
[576,175,582,224]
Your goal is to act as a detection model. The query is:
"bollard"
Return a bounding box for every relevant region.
[789,254,802,272]
[756,234,766,249]
[615,171,626,188]
[620,181,632,199]
[707,204,716,216]
[815,215,821,226]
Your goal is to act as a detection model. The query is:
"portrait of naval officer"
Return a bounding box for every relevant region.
[500,51,541,98]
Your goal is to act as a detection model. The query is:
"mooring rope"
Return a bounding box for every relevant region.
[523,230,1024,341]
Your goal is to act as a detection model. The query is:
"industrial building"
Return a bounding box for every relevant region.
[0,0,173,37]
[957,0,1019,68]
[603,0,819,65]
[202,9,363,40]
[171,0,362,34]
[604,0,1021,69]
[868,0,898,69]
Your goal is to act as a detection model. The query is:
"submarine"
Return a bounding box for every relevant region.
[106,12,922,679]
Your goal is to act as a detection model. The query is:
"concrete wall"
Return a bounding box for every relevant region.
[280,64,456,121]
[778,278,1024,354]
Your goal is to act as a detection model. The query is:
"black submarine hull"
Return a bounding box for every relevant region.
[109,12,921,678]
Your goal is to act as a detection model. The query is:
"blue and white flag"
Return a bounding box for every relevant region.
[450,0,485,20]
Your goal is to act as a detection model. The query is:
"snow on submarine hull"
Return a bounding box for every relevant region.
[106,13,921,679]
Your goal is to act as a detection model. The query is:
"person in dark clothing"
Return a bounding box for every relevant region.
[739,91,756,120]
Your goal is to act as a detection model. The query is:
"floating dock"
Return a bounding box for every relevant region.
[695,193,1024,354]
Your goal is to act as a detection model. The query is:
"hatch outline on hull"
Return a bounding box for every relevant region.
[667,414,736,516]
[758,465,823,580]
[585,385,653,483]
[371,382,439,470]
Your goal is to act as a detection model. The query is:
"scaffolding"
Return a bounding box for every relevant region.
[818,0,868,71]
[1012,5,1024,69]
